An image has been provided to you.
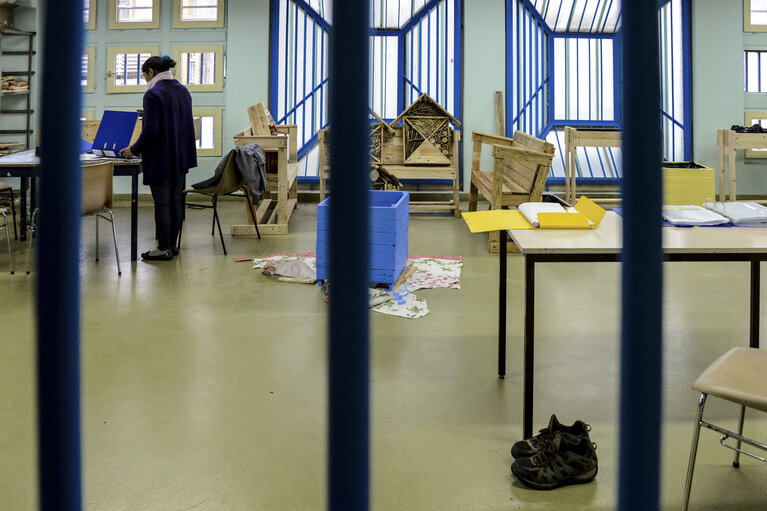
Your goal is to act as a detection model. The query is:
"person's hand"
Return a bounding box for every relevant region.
[119,146,134,158]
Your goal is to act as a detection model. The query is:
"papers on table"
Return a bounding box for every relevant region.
[662,205,729,226]
[703,201,767,226]
[461,196,607,233]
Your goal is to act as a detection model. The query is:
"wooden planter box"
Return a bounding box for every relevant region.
[662,162,715,205]
[316,190,409,289]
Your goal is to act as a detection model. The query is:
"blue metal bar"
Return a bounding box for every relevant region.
[535,20,539,135]
[547,26,554,134]
[546,176,622,185]
[607,146,620,176]
[527,11,531,132]
[620,1,662,510]
[588,0,601,31]
[321,29,326,128]
[397,30,405,113]
[594,143,608,177]
[602,0,616,32]
[588,40,592,120]
[681,0,692,160]
[402,75,424,95]
[599,39,604,120]
[553,0,565,32]
[669,1,675,158]
[576,0,589,31]
[312,20,317,134]
[284,2,291,122]
[552,127,567,172]
[295,0,332,31]
[302,10,308,147]
[427,4,431,95]
[275,77,329,124]
[327,0,370,509]
[613,30,622,124]
[38,0,84,509]
[443,0,448,108]
[516,0,521,132]
[400,0,442,33]
[521,0,553,34]
[576,38,580,120]
[661,110,684,129]
[510,80,549,125]
[552,31,616,40]
[506,0,514,136]
[551,119,621,127]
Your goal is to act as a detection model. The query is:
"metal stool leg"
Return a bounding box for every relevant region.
[2,211,12,274]
[26,209,38,274]
[105,210,121,276]
[682,393,708,511]
[212,196,227,254]
[733,405,746,468]
[95,214,100,262]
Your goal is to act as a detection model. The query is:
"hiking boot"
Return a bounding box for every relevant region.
[510,414,591,459]
[511,431,598,490]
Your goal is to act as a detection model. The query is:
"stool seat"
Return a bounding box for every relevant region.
[692,347,767,413]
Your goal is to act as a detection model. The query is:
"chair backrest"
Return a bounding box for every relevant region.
[82,162,115,215]
[493,130,555,199]
[217,150,245,195]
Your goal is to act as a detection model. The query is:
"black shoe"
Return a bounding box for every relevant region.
[141,249,173,261]
[172,247,179,256]
[511,431,598,490]
[511,415,591,459]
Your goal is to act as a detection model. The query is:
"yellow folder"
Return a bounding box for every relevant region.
[462,196,607,233]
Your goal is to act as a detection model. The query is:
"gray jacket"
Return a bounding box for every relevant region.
[192,143,266,202]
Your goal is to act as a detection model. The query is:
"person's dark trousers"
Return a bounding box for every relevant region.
[150,171,186,251]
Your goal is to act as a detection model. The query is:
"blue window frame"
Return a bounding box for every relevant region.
[270,0,462,184]
[506,0,692,185]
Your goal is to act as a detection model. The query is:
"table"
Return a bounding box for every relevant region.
[0,150,143,261]
[498,212,767,438]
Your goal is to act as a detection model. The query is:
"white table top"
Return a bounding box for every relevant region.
[509,211,767,255]
[0,149,140,167]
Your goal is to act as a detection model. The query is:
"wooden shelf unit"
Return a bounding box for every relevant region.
[0,26,34,150]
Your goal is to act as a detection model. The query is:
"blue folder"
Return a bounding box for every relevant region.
[91,110,139,157]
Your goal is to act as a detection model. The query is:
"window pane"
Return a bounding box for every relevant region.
[84,0,90,23]
[179,52,216,85]
[181,0,218,21]
[81,53,89,86]
[196,116,215,150]
[114,53,151,86]
[117,0,154,23]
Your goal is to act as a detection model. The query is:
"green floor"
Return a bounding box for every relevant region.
[1,198,766,510]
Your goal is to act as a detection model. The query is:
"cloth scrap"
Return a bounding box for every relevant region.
[251,253,460,319]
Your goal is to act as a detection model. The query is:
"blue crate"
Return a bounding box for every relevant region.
[316,190,409,289]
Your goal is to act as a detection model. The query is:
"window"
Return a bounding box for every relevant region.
[507,0,692,181]
[271,0,462,180]
[193,108,222,156]
[82,47,95,93]
[109,0,160,30]
[745,0,767,32]
[106,46,158,93]
[84,0,96,30]
[744,50,767,92]
[172,45,224,92]
[744,111,767,158]
[173,0,225,28]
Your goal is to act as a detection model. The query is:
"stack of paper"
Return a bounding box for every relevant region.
[703,201,767,226]
[518,202,598,229]
[662,205,729,226]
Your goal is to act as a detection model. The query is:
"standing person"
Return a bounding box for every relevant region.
[120,55,197,261]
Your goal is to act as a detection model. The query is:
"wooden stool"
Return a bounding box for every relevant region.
[681,347,767,510]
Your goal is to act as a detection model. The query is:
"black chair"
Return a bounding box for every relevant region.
[180,151,260,255]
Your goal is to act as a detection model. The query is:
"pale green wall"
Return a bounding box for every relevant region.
[692,0,767,197]
[462,0,506,188]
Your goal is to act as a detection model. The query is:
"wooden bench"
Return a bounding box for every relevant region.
[468,130,555,252]
[564,126,622,205]
[231,103,299,235]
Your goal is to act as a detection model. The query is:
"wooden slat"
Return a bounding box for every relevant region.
[495,91,505,136]
[247,103,273,136]
[384,165,455,179]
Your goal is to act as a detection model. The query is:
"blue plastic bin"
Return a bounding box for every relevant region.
[316,190,409,289]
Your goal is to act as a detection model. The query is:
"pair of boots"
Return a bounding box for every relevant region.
[510,415,598,490]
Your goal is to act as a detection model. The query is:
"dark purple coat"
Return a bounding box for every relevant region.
[130,79,197,186]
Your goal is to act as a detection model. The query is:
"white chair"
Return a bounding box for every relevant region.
[681,347,767,510]
[1,206,13,274]
[27,162,121,275]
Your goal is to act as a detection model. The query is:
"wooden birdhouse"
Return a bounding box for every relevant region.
[369,108,394,165]
[392,94,461,166]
